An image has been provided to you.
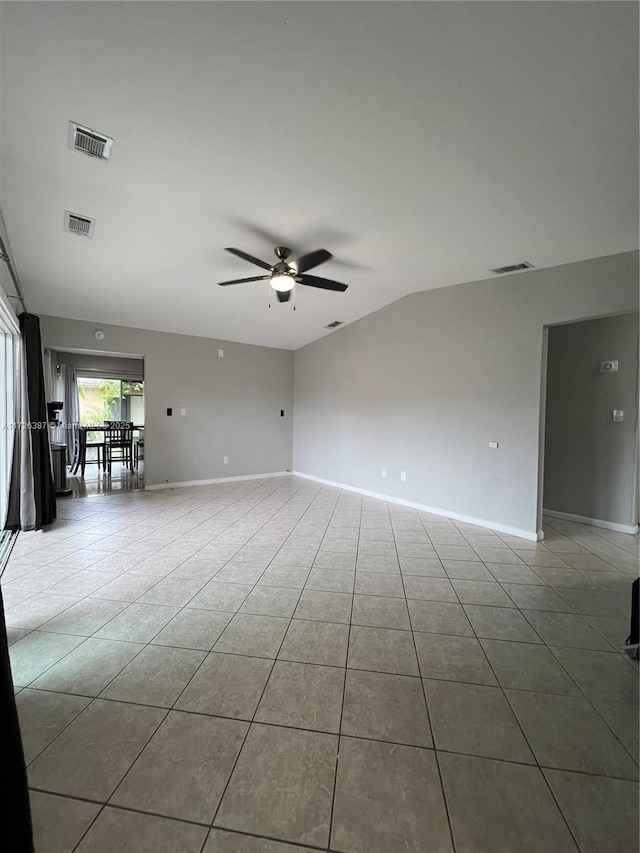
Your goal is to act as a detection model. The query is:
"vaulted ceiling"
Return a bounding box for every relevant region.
[1,1,637,349]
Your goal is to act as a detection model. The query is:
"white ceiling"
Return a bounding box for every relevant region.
[0,1,637,350]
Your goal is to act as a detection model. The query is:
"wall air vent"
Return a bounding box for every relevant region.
[68,121,113,161]
[490,262,535,274]
[64,211,95,238]
[325,321,344,329]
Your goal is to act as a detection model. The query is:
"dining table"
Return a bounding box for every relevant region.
[68,423,144,475]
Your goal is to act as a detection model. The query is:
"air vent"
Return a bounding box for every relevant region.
[68,121,113,161]
[325,320,344,329]
[64,211,95,238]
[490,262,534,274]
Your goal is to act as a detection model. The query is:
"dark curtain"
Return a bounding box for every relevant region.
[5,313,56,531]
[0,586,34,852]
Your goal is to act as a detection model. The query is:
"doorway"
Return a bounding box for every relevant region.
[51,349,145,496]
[540,313,639,535]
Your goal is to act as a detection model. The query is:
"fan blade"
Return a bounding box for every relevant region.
[297,274,348,292]
[276,290,292,303]
[293,248,333,273]
[224,247,273,271]
[218,275,270,286]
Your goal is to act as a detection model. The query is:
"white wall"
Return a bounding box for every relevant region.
[293,251,639,538]
[39,315,293,487]
[544,312,639,528]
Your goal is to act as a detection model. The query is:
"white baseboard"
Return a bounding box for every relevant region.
[543,508,639,535]
[292,470,540,541]
[145,471,291,491]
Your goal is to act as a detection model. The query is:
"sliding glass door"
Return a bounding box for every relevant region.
[77,377,144,427]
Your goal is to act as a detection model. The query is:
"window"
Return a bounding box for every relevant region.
[77,377,144,427]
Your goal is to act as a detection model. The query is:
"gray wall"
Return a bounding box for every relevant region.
[544,313,639,526]
[293,251,639,537]
[39,315,293,486]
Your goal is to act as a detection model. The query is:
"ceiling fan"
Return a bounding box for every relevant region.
[219,246,349,303]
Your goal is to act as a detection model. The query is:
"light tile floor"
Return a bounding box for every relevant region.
[68,460,144,497]
[2,476,638,853]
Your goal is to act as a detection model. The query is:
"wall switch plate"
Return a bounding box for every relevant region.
[400,470,407,481]
[381,467,387,478]
[218,349,224,358]
[489,441,499,448]
[223,456,229,464]
[180,407,186,416]
[600,360,619,373]
[280,410,285,417]
[612,410,624,422]
[166,407,172,416]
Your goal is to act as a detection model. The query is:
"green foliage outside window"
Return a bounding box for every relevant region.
[77,378,144,441]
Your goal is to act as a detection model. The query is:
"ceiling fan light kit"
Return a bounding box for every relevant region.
[219,244,349,304]
[270,272,296,292]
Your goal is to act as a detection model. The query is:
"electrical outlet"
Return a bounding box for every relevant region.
[489,441,499,449]
[612,410,624,422]
[180,407,186,416]
[223,456,229,464]
[400,470,407,482]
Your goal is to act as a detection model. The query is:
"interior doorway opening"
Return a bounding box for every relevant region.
[539,312,639,536]
[48,348,146,496]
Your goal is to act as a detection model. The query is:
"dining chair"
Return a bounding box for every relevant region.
[103,422,134,473]
[70,426,105,477]
[133,428,144,469]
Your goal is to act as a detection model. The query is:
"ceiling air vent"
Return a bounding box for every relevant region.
[68,121,113,161]
[325,320,344,329]
[64,211,95,239]
[491,262,535,274]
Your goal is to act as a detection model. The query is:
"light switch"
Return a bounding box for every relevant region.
[400,470,407,482]
[223,456,229,464]
[180,408,186,416]
[218,349,224,358]
[489,441,499,449]
[612,410,624,422]
[381,467,387,478]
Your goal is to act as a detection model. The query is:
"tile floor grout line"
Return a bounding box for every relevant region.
[441,533,635,785]
[73,479,314,708]
[204,823,329,853]
[440,591,590,853]
[69,802,107,853]
[543,517,638,573]
[167,479,319,717]
[28,724,639,803]
[475,520,637,851]
[208,485,338,841]
[23,658,640,719]
[326,489,364,852]
[8,477,294,624]
[399,508,459,853]
[19,690,95,769]
[542,642,640,768]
